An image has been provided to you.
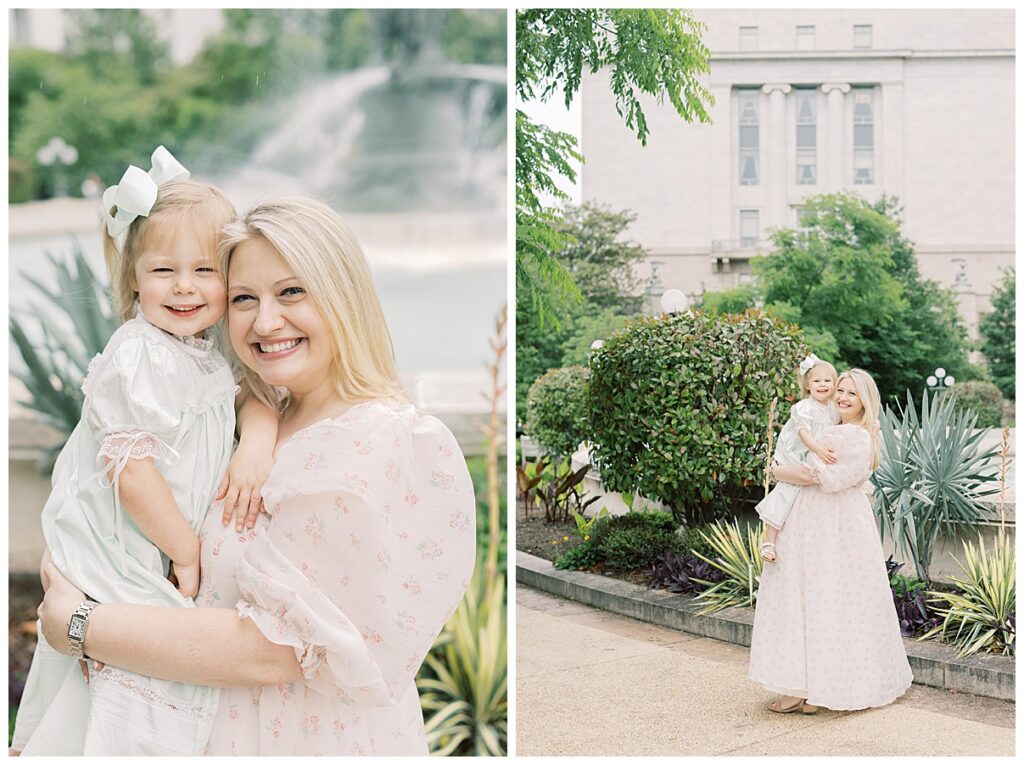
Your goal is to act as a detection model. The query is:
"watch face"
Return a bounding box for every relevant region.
[69,616,86,640]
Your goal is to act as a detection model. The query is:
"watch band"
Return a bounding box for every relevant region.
[67,600,98,659]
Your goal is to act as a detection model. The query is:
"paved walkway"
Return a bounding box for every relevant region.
[516,587,1015,757]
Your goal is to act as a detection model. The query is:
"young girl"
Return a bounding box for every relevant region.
[757,354,840,562]
[11,147,276,755]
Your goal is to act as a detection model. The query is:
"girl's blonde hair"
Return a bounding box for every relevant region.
[836,368,881,468]
[218,196,404,410]
[798,359,838,398]
[103,180,236,323]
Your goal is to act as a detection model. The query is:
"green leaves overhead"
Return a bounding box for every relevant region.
[516,8,714,327]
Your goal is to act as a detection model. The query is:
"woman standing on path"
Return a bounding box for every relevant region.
[748,368,913,713]
[34,197,477,755]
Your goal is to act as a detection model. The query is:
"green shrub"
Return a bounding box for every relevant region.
[555,510,685,572]
[525,365,590,459]
[587,309,806,525]
[979,268,1014,401]
[951,380,1004,429]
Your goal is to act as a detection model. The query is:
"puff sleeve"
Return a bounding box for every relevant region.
[233,405,476,706]
[84,329,186,467]
[808,425,873,493]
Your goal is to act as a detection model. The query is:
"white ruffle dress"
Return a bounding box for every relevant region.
[12,311,236,755]
[755,397,839,530]
[748,424,914,710]
[197,400,476,755]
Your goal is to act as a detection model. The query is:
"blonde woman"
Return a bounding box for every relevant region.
[36,197,477,755]
[748,369,913,713]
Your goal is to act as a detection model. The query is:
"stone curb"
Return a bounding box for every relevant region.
[516,550,1015,703]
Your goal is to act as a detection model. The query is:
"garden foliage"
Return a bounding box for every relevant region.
[951,380,1004,429]
[872,390,999,585]
[692,519,765,614]
[587,309,806,525]
[525,365,590,459]
[702,194,975,403]
[515,204,647,414]
[924,535,1015,657]
[978,267,1015,401]
[516,8,713,326]
[555,510,685,572]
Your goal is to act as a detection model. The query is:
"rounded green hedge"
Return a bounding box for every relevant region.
[525,365,590,459]
[951,380,1004,428]
[587,309,807,526]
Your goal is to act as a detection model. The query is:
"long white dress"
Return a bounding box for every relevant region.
[12,311,237,755]
[755,397,839,530]
[197,400,477,755]
[748,424,914,710]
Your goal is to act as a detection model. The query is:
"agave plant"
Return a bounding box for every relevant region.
[922,535,1015,657]
[416,557,507,756]
[872,390,999,585]
[692,519,765,614]
[10,244,117,471]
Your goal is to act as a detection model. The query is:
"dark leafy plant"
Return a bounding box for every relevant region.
[525,365,590,460]
[872,390,999,585]
[10,245,118,472]
[587,309,806,525]
[978,267,1015,401]
[515,458,548,518]
[533,460,596,524]
[553,539,602,571]
[890,575,937,637]
[648,550,725,595]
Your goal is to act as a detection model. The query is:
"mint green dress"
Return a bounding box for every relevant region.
[12,311,237,755]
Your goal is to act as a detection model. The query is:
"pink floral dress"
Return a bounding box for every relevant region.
[748,424,913,710]
[196,400,476,755]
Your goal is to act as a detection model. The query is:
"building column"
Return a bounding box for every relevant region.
[761,83,791,230]
[821,83,850,191]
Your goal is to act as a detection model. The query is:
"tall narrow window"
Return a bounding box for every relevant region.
[852,87,874,185]
[738,90,759,186]
[795,89,816,185]
[853,24,872,49]
[796,25,815,51]
[740,209,759,247]
[739,26,758,51]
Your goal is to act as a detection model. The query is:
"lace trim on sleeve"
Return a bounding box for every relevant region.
[95,430,181,576]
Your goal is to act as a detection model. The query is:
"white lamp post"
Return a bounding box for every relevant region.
[36,136,79,197]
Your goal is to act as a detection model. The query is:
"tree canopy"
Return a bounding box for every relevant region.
[702,194,975,403]
[978,268,1015,400]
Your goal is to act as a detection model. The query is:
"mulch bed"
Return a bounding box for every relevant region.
[515,502,650,587]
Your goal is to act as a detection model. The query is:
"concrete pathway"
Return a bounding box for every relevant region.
[516,586,1015,757]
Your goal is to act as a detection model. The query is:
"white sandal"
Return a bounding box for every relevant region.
[760,541,777,562]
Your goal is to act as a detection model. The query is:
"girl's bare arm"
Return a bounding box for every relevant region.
[117,458,198,570]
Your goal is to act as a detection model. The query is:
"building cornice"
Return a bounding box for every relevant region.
[711,49,1014,62]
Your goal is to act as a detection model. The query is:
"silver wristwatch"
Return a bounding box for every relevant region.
[67,600,98,659]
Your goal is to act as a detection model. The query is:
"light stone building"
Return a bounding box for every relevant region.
[579,9,1015,341]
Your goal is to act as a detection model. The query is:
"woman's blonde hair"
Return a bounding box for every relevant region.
[798,359,838,398]
[836,368,881,468]
[102,180,236,323]
[218,196,403,410]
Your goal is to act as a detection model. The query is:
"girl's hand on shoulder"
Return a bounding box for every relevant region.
[217,443,273,531]
[813,445,837,465]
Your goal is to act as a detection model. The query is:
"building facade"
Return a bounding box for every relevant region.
[579,10,1014,339]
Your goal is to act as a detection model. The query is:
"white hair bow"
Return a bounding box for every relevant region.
[102,146,190,237]
[799,353,821,376]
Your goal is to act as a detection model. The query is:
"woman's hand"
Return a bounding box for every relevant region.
[217,442,272,531]
[37,560,85,658]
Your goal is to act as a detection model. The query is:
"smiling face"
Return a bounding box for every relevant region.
[227,235,334,398]
[132,219,226,337]
[806,364,836,405]
[833,376,865,423]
